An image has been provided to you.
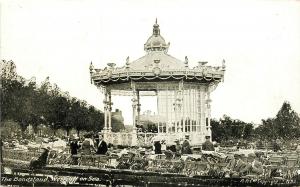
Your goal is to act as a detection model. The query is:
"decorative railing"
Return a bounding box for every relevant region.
[104,132,133,146]
[137,133,157,146]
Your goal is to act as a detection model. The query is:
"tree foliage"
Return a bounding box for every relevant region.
[211,115,254,142]
[1,60,104,136]
[254,102,300,140]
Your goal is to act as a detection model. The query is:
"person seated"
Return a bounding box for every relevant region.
[202,136,215,151]
[181,135,192,154]
[225,153,247,177]
[241,153,263,176]
[164,150,174,160]
[167,144,177,153]
[29,147,49,170]
[272,140,282,152]
[174,139,182,156]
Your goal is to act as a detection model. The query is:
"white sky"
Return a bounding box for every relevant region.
[1,0,300,125]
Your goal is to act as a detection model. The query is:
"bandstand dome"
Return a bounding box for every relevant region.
[90,20,225,146]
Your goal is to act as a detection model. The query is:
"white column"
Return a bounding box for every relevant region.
[206,92,212,138]
[131,89,138,146]
[200,89,205,134]
[132,97,137,129]
[137,91,141,127]
[108,91,112,132]
[103,91,108,131]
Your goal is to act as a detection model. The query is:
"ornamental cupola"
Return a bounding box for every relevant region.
[144,19,170,53]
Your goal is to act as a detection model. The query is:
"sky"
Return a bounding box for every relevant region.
[1,0,300,125]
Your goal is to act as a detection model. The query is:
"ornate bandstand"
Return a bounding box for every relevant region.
[89,20,225,146]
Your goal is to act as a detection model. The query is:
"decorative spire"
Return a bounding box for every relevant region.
[144,19,169,52]
[89,61,94,72]
[126,56,130,65]
[153,18,160,36]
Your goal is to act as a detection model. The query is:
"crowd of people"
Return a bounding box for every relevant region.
[2,132,300,180]
[68,132,108,164]
[61,134,267,178]
[149,135,265,177]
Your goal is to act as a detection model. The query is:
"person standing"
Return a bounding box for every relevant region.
[96,134,108,155]
[70,137,80,165]
[154,141,162,154]
[81,134,95,155]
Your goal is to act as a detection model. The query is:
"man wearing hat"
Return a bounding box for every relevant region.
[242,153,263,175]
[175,139,182,156]
[181,135,192,154]
[202,136,215,151]
[154,140,162,154]
[69,135,80,165]
[227,153,247,177]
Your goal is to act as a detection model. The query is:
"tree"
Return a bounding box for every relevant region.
[274,101,300,139]
[211,119,224,142]
[211,115,254,142]
[254,101,300,140]
[1,61,105,138]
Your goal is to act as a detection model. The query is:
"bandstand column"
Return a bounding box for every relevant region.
[108,91,113,132]
[206,93,212,138]
[177,81,183,133]
[103,91,108,131]
[131,83,138,146]
[137,91,141,127]
[132,96,137,129]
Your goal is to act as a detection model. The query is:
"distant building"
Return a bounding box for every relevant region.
[138,110,159,133]
[111,109,125,132]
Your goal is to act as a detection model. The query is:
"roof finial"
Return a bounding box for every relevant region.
[153,18,160,36]
[126,56,130,66]
[222,59,226,70]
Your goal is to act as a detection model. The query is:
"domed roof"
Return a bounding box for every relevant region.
[144,19,169,52]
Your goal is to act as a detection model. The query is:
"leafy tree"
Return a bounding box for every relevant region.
[274,102,300,139]
[211,115,254,142]
[254,102,300,140]
[1,60,105,138]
